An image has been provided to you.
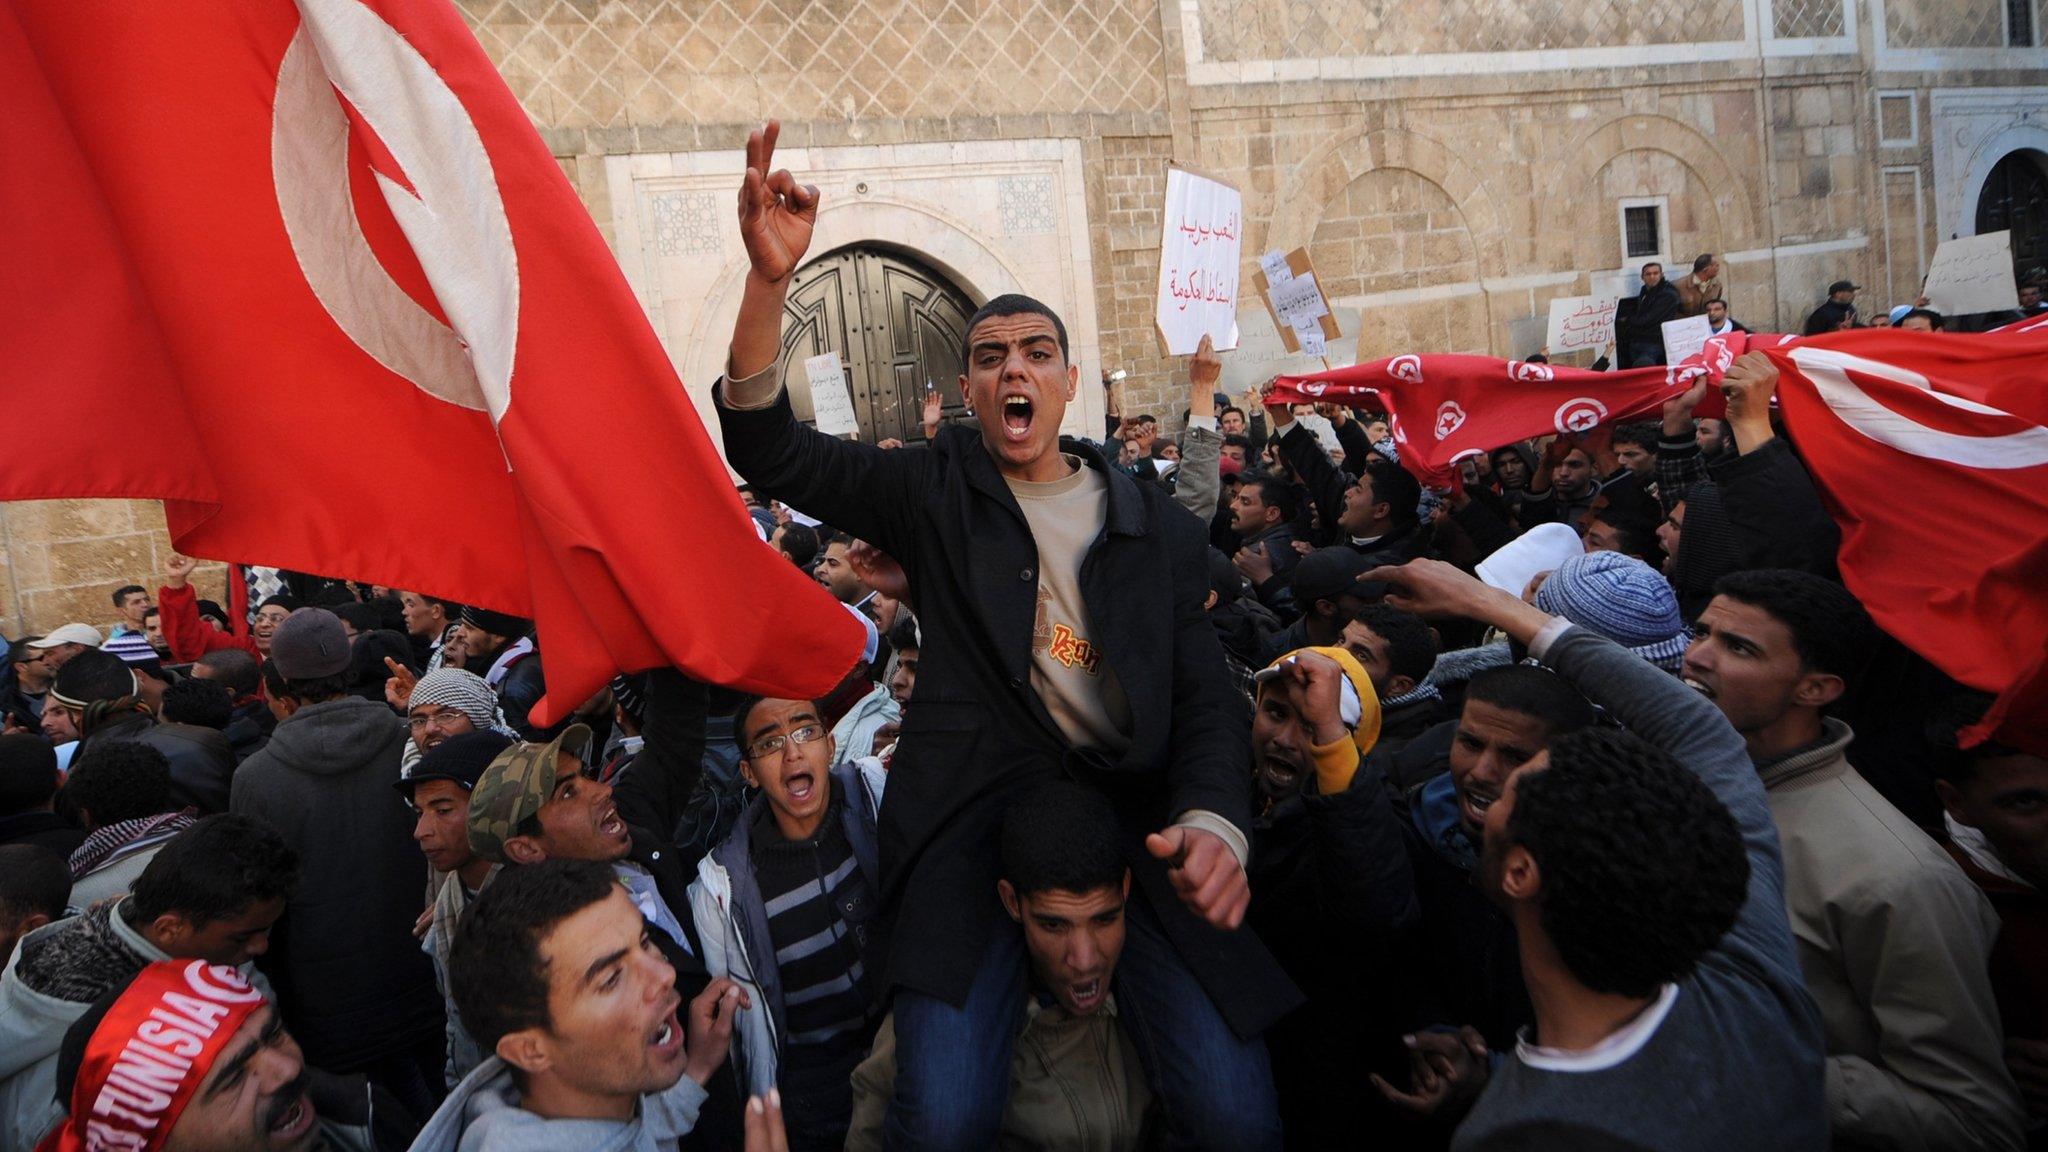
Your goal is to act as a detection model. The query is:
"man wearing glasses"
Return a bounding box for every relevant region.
[687,696,887,1151]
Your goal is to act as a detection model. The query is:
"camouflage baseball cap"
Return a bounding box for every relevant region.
[465,724,592,864]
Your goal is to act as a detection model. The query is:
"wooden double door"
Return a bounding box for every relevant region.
[776,245,977,444]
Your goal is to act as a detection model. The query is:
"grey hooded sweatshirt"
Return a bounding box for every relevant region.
[407,1056,707,1152]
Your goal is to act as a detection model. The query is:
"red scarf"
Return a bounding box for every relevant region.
[40,960,265,1152]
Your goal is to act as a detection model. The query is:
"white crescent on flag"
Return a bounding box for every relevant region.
[1788,346,2048,470]
[272,0,519,422]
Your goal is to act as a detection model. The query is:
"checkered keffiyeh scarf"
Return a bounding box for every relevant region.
[69,810,197,880]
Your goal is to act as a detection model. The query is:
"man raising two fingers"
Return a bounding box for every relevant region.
[714,121,1291,1150]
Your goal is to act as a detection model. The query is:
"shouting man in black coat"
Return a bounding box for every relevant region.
[715,122,1294,1150]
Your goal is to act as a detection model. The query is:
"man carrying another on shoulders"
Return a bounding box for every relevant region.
[714,122,1289,1149]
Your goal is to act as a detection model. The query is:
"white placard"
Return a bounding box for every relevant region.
[1259,249,1294,284]
[1923,230,2020,316]
[1272,273,1328,324]
[1295,323,1328,358]
[1156,168,1243,355]
[1545,295,1619,355]
[803,352,861,437]
[1660,314,1713,366]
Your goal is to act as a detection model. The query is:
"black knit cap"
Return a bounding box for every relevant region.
[458,606,531,638]
[395,729,517,797]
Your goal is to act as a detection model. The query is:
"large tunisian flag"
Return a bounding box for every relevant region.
[0,0,863,723]
[1271,324,2048,755]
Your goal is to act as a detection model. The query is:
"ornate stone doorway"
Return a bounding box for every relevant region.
[776,245,978,444]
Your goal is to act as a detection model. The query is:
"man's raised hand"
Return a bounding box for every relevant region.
[164,552,197,589]
[737,121,818,287]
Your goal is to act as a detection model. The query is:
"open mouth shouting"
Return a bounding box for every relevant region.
[648,996,684,1063]
[598,802,626,840]
[264,1082,315,1145]
[783,767,817,806]
[1458,784,1498,829]
[1681,674,1716,700]
[1000,393,1035,442]
[1066,975,1106,1014]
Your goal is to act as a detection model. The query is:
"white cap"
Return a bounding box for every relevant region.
[1475,523,1584,598]
[28,623,105,649]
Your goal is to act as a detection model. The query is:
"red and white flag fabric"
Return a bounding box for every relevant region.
[0,0,863,723]
[1270,351,1730,487]
[1273,326,2048,754]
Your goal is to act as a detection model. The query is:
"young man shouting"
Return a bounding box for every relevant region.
[715,122,1287,1148]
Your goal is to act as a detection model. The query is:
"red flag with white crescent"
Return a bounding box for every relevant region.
[1276,327,2048,753]
[0,0,863,722]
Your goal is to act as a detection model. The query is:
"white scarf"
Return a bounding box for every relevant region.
[1944,813,2035,890]
[484,635,536,689]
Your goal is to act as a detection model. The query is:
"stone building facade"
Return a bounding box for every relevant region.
[6,0,2046,636]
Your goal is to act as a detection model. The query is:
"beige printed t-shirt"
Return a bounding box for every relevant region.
[1006,459,1133,754]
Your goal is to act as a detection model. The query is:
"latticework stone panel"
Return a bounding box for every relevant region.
[1196,0,1744,60]
[456,0,1167,129]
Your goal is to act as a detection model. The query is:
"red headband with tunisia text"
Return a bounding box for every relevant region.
[40,960,266,1152]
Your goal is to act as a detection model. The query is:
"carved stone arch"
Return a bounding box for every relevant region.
[1546,114,1762,263]
[1266,126,1511,281]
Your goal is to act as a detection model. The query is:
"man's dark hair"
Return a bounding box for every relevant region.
[1611,423,1660,453]
[9,636,42,668]
[1924,690,2014,787]
[256,594,303,615]
[1711,569,1875,680]
[1693,253,1715,273]
[1899,308,1945,330]
[960,294,1069,367]
[1245,476,1299,526]
[0,734,61,815]
[886,614,920,655]
[129,814,299,925]
[161,677,234,730]
[332,601,384,636]
[112,585,147,609]
[1465,666,1597,735]
[720,684,815,750]
[1351,604,1435,684]
[1362,458,1421,529]
[64,741,173,827]
[0,845,72,926]
[1000,781,1125,899]
[52,649,137,704]
[1642,261,1662,275]
[1508,728,1748,997]
[1221,433,1252,453]
[778,523,820,569]
[196,649,262,699]
[1220,406,1246,423]
[142,608,159,623]
[451,859,619,1052]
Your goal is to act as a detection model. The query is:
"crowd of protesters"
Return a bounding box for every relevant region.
[0,122,2043,1152]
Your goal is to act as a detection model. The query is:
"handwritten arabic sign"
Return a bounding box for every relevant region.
[1660,314,1712,367]
[1923,230,2019,316]
[1155,167,1242,355]
[803,352,860,438]
[1253,248,1342,359]
[1544,295,1618,355]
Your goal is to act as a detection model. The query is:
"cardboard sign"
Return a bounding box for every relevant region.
[1155,167,1243,355]
[803,352,860,438]
[1660,314,1712,366]
[1252,248,1342,359]
[1545,295,1618,355]
[1923,231,2020,316]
